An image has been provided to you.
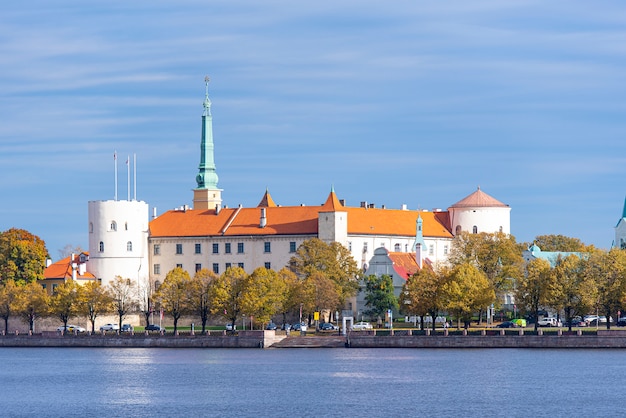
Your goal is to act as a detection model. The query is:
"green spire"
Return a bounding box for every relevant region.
[622,196,626,219]
[196,76,219,189]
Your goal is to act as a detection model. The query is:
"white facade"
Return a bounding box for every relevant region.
[87,200,150,288]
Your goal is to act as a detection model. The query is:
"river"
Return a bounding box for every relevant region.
[0,347,621,417]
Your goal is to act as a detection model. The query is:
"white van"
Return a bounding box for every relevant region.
[538,317,560,327]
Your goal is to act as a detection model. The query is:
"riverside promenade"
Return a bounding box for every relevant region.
[2,329,626,349]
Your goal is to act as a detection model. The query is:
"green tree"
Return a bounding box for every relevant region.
[362,274,398,320]
[0,279,19,334]
[190,268,218,333]
[243,267,287,326]
[444,263,495,329]
[448,231,523,321]
[399,266,448,331]
[210,267,249,330]
[530,234,590,252]
[583,248,626,329]
[78,281,112,333]
[289,238,360,307]
[0,228,49,284]
[514,258,552,331]
[277,268,303,325]
[156,267,192,333]
[108,276,137,331]
[50,281,79,332]
[301,271,340,322]
[15,280,49,333]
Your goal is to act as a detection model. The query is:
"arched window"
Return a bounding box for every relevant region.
[455,225,462,235]
[472,226,478,234]
[499,226,503,233]
[127,241,133,252]
[99,241,104,252]
[394,243,401,252]
[110,221,117,231]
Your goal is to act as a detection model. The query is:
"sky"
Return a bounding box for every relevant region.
[1,1,625,259]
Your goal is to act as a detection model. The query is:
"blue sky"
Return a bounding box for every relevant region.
[1,1,625,258]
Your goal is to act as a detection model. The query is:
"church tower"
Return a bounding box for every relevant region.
[615,196,626,249]
[193,76,223,210]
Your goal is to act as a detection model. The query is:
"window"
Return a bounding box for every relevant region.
[195,263,202,272]
[225,262,232,269]
[176,244,183,255]
[363,242,368,253]
[99,241,104,252]
[264,242,271,253]
[225,243,231,254]
[110,221,117,231]
[443,245,449,255]
[472,226,478,234]
[405,244,408,252]
[89,223,93,233]
[264,262,271,269]
[429,245,434,256]
[289,241,296,253]
[125,222,128,231]
[52,284,58,293]
[153,264,161,275]
[154,244,160,255]
[499,226,503,233]
[212,263,219,274]
[195,243,202,254]
[127,241,133,252]
[238,262,244,268]
[394,243,401,252]
[237,243,244,254]
[41,284,47,290]
[456,225,462,235]
[176,264,183,269]
[348,242,352,251]
[212,243,219,254]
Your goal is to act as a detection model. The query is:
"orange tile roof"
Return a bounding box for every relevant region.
[43,253,96,280]
[387,252,420,279]
[450,187,508,208]
[150,191,453,239]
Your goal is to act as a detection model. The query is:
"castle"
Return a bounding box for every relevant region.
[45,80,513,314]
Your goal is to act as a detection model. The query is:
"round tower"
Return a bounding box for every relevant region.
[87,200,149,288]
[448,187,511,236]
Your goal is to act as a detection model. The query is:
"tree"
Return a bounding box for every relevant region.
[448,231,523,322]
[550,254,595,331]
[78,281,112,333]
[108,276,137,331]
[156,267,192,333]
[243,267,287,326]
[210,267,249,330]
[49,281,79,332]
[277,268,303,325]
[136,277,156,328]
[301,271,340,322]
[189,269,218,333]
[530,234,590,252]
[399,266,448,331]
[0,279,19,334]
[583,249,626,329]
[0,228,49,284]
[289,238,360,307]
[444,263,495,329]
[15,280,49,333]
[58,244,84,260]
[362,274,398,320]
[514,258,552,331]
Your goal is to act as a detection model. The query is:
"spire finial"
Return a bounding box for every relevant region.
[203,75,211,116]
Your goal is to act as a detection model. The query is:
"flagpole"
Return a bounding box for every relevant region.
[114,151,118,201]
[127,155,130,201]
[133,153,137,201]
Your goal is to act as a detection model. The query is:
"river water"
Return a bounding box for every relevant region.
[0,347,622,417]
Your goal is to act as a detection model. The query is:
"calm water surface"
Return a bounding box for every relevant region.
[0,347,623,417]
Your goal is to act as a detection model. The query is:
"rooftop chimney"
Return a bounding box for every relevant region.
[260,208,267,228]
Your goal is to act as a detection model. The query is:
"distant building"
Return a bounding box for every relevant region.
[615,197,626,249]
[42,252,95,295]
[522,244,585,268]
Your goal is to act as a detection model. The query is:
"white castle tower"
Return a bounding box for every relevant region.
[87,153,150,288]
[448,187,511,236]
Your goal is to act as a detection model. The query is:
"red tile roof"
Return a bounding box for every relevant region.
[43,253,96,280]
[150,191,453,239]
[387,252,420,279]
[450,187,508,208]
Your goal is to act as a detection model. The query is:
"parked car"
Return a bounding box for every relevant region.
[496,321,518,328]
[57,325,85,333]
[145,324,164,331]
[99,323,119,331]
[564,317,586,327]
[351,321,373,331]
[292,323,308,332]
[225,323,236,331]
[121,324,133,332]
[266,322,277,330]
[319,322,338,331]
[617,318,626,327]
[538,317,561,327]
[281,323,292,331]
